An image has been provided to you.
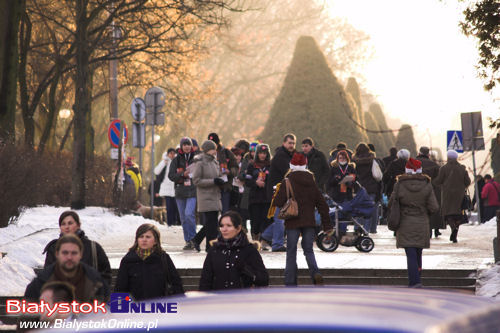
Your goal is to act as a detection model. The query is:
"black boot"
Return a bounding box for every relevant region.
[450,229,458,243]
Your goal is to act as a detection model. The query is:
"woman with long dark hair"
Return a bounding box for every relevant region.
[115,224,184,300]
[199,211,269,291]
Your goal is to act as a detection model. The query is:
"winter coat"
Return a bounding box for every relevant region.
[126,166,142,198]
[115,250,184,300]
[273,170,332,231]
[390,174,439,249]
[481,180,500,207]
[216,146,239,192]
[382,154,397,171]
[416,154,443,229]
[326,161,356,203]
[433,160,471,216]
[199,232,269,291]
[353,153,382,197]
[237,153,254,210]
[245,161,271,205]
[168,149,197,198]
[192,153,222,212]
[43,229,112,286]
[383,158,407,196]
[267,146,294,199]
[154,157,175,197]
[305,148,330,192]
[25,262,109,302]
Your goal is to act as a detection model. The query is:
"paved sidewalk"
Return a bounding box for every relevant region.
[103,220,498,271]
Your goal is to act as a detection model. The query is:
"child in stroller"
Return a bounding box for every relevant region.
[316,183,375,252]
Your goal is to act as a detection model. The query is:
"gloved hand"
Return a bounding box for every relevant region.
[214,178,225,186]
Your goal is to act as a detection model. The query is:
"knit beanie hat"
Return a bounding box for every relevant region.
[201,140,217,152]
[249,141,259,152]
[397,149,410,160]
[447,150,459,159]
[405,157,422,174]
[290,152,307,171]
[180,137,192,147]
[191,138,199,148]
[207,133,220,145]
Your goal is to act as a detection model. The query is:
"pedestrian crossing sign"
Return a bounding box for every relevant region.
[447,131,464,153]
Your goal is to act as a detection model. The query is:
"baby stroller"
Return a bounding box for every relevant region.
[316,184,375,253]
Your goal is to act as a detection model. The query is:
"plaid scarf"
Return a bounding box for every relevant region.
[136,247,152,260]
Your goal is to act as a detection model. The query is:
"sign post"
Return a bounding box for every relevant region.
[461,112,485,223]
[131,98,146,176]
[145,87,166,219]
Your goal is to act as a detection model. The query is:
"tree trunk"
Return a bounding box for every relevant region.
[38,67,61,155]
[71,0,90,210]
[0,0,24,144]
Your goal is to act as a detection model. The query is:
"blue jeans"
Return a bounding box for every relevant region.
[285,227,319,286]
[176,197,197,242]
[221,190,231,214]
[261,207,285,250]
[404,247,423,286]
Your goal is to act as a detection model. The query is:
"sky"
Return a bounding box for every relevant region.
[326,0,499,161]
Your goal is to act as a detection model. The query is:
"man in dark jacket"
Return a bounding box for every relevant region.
[382,147,398,170]
[301,137,329,192]
[383,149,410,197]
[416,146,443,237]
[433,150,471,243]
[263,133,296,252]
[25,235,109,302]
[168,137,198,250]
[208,132,239,213]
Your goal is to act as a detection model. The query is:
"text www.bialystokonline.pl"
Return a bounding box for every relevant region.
[19,318,159,331]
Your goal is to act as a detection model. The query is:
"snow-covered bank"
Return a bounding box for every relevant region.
[0,206,162,296]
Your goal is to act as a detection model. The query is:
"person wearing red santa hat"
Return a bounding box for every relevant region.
[273,152,333,286]
[388,157,439,288]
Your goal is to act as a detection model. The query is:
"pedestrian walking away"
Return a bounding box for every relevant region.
[433,150,471,243]
[388,158,439,287]
[273,153,333,286]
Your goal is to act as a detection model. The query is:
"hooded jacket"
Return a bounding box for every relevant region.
[168,148,197,198]
[390,174,439,248]
[305,148,330,192]
[192,153,222,212]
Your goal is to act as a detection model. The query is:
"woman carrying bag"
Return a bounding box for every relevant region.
[388,158,439,288]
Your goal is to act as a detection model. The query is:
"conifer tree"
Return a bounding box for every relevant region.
[260,36,364,152]
[395,124,417,157]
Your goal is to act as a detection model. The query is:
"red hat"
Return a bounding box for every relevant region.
[125,156,134,167]
[405,158,422,172]
[290,152,307,166]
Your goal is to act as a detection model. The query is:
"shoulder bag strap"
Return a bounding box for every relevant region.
[286,178,295,200]
[91,241,97,270]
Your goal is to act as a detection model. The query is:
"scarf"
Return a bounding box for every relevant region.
[136,247,153,260]
[216,231,246,250]
[54,263,86,301]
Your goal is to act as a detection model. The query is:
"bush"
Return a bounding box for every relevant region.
[0,144,115,228]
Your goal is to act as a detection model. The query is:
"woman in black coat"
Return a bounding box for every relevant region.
[43,211,112,286]
[199,211,269,291]
[115,224,184,300]
[245,144,272,241]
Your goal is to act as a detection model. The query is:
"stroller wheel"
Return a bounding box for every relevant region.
[355,236,374,253]
[316,232,339,252]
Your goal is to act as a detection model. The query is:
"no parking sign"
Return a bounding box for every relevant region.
[108,119,128,148]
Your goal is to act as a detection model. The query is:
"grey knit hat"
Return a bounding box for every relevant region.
[201,140,217,152]
[180,137,192,147]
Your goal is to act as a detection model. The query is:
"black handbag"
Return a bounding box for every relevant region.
[461,192,472,211]
[387,184,401,231]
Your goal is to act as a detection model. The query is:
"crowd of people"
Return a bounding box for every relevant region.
[23,131,488,324]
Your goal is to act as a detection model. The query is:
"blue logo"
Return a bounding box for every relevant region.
[109,293,177,314]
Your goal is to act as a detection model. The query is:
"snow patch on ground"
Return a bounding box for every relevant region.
[476,264,500,300]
